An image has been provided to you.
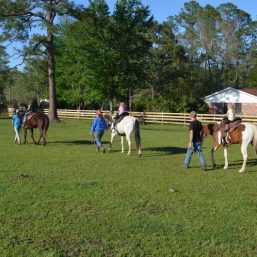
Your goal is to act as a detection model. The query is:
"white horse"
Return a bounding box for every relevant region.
[203,122,257,173]
[108,115,142,156]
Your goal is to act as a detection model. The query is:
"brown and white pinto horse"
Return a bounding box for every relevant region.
[203,122,257,173]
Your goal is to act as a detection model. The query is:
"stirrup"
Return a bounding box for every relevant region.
[222,137,230,145]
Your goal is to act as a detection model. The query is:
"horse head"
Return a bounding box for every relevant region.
[103,114,112,128]
[203,123,214,137]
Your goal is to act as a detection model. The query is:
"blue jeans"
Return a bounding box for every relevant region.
[94,130,104,148]
[183,142,206,170]
[14,127,21,143]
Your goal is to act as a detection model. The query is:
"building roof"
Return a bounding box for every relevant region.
[240,88,257,97]
[203,87,257,104]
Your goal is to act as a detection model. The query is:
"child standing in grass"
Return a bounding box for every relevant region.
[12,109,22,145]
[90,110,107,153]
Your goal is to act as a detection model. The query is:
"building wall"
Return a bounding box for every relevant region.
[241,103,257,116]
[207,102,257,116]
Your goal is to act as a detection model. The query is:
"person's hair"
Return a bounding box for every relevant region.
[119,102,125,106]
[189,111,197,118]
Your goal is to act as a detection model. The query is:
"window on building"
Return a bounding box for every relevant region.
[234,103,241,114]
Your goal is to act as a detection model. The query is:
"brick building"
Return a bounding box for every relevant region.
[203,87,257,115]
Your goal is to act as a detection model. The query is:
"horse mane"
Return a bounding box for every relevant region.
[203,123,216,136]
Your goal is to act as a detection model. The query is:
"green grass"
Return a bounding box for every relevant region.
[0,118,257,257]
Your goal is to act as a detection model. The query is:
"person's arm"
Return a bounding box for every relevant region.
[200,128,204,142]
[91,118,97,132]
[188,130,193,148]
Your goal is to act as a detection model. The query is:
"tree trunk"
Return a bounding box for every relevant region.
[46,9,58,122]
[109,99,113,113]
[128,89,132,111]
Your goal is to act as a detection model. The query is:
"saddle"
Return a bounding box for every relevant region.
[115,112,129,124]
[225,124,245,145]
[226,117,242,132]
[22,112,36,125]
[220,117,242,145]
[112,112,129,135]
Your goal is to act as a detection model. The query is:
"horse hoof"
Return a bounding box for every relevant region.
[108,148,112,152]
[138,153,142,157]
[239,169,245,173]
[127,153,131,156]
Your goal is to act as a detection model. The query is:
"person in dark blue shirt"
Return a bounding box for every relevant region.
[90,110,108,153]
[12,110,22,144]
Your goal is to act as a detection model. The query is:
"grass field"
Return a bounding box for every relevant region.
[1,118,257,257]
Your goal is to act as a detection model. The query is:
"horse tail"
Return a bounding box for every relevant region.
[44,115,49,135]
[253,125,257,155]
[134,119,141,152]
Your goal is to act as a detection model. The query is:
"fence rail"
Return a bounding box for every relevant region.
[39,109,257,125]
[3,108,257,124]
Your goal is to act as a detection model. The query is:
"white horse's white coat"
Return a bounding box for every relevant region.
[109,116,142,156]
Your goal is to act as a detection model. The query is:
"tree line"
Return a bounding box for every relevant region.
[0,0,257,121]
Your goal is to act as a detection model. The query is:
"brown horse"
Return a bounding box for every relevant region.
[202,122,257,173]
[23,112,49,146]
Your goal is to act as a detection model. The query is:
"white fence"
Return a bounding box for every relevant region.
[40,109,257,125]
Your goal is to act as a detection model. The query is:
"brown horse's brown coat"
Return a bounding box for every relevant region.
[203,123,245,145]
[227,124,245,144]
[23,112,49,146]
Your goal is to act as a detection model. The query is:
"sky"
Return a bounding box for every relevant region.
[75,0,257,21]
[5,0,257,68]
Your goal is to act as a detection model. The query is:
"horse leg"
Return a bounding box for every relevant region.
[239,143,248,173]
[121,136,124,153]
[126,134,131,155]
[30,129,37,144]
[223,146,229,170]
[23,128,27,144]
[211,145,220,169]
[38,132,46,146]
[109,132,116,151]
[37,129,43,145]
[42,129,47,146]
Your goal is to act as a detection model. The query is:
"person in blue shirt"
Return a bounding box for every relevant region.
[12,110,22,145]
[90,110,108,153]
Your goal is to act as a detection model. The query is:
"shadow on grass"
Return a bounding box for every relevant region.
[210,158,257,172]
[48,140,92,145]
[48,140,111,145]
[143,146,186,157]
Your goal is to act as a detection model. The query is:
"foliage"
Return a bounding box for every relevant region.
[3,58,48,106]
[0,45,9,102]
[56,0,154,111]
[0,0,79,121]
[172,1,257,92]
[1,0,257,113]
